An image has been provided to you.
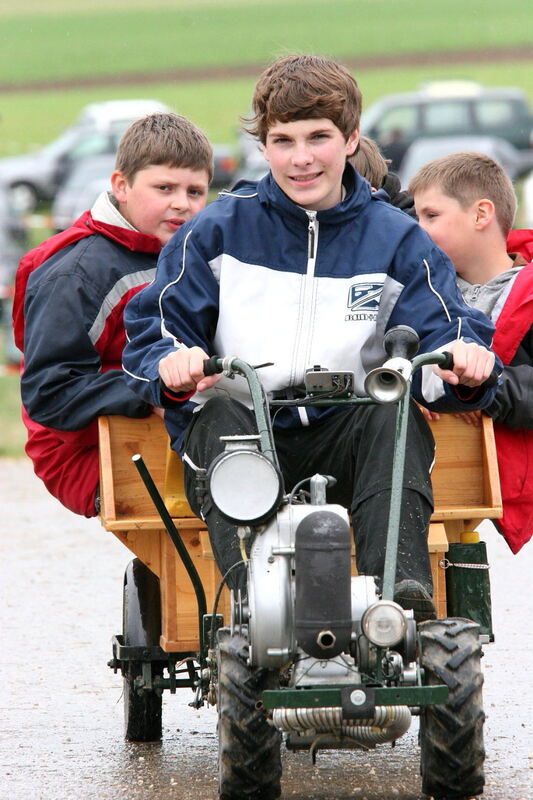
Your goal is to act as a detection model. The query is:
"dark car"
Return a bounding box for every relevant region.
[361,81,533,171]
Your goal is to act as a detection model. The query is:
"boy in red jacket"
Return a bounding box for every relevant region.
[15,112,212,517]
[410,152,533,553]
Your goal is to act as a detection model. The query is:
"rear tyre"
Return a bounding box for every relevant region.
[123,559,163,742]
[217,627,282,799]
[9,181,39,212]
[419,618,485,799]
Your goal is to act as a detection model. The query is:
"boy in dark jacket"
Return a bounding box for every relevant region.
[17,112,212,517]
[123,55,497,620]
[410,152,533,553]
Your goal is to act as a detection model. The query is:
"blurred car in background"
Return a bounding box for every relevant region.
[398,135,533,189]
[0,99,172,212]
[361,81,533,171]
[51,153,115,232]
[212,144,239,189]
[523,170,533,228]
[232,144,268,184]
[0,182,30,366]
[0,99,239,212]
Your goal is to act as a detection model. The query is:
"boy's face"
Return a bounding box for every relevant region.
[262,118,358,211]
[414,186,477,273]
[111,164,210,245]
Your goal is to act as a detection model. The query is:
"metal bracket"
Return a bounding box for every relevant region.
[340,686,376,719]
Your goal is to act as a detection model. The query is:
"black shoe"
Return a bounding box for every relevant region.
[393,579,436,623]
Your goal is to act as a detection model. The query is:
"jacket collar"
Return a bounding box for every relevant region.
[88,191,161,254]
[255,163,372,224]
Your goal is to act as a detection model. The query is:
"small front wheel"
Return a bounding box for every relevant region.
[217,627,281,799]
[419,617,485,799]
[122,559,163,742]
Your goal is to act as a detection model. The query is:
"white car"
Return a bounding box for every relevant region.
[0,99,173,212]
[51,153,115,232]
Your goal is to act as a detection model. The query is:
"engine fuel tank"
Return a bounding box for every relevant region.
[295,511,352,659]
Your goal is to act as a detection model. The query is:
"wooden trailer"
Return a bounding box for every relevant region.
[98,411,502,651]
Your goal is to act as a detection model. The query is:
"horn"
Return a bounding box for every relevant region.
[364,357,412,404]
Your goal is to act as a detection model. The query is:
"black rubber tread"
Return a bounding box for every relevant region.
[123,559,163,742]
[419,617,485,800]
[217,627,282,800]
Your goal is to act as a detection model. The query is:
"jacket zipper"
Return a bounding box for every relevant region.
[291,211,318,389]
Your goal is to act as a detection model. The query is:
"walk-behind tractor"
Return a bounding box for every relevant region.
[101,327,500,800]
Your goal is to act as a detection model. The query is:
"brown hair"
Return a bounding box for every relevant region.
[408,152,516,236]
[245,54,362,145]
[115,112,213,183]
[349,136,390,188]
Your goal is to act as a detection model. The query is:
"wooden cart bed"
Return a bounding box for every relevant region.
[99,412,501,649]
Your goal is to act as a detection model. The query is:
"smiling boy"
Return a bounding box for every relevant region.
[17,112,212,517]
[123,56,497,623]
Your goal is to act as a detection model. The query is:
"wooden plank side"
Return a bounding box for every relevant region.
[160,528,230,652]
[106,414,168,520]
[98,416,116,523]
[429,415,485,507]
[481,414,503,513]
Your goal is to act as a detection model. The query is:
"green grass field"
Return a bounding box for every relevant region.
[1,0,532,153]
[2,62,533,158]
[0,0,531,86]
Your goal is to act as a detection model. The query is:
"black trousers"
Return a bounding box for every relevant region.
[179,396,435,594]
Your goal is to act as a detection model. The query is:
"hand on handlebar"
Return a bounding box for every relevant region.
[432,340,496,388]
[158,346,221,394]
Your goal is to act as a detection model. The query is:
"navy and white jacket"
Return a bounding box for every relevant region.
[123,166,497,450]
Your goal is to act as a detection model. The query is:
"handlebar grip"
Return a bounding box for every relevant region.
[440,351,499,389]
[203,356,223,377]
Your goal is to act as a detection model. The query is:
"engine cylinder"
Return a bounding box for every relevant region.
[294,511,352,658]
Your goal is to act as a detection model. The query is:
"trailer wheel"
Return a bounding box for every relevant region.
[419,618,485,799]
[123,559,163,742]
[217,627,281,799]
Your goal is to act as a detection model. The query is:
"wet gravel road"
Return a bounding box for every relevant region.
[1,458,532,800]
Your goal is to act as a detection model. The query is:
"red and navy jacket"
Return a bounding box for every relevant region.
[14,210,161,517]
[489,230,533,553]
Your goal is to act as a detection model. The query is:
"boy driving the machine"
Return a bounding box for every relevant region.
[122,54,497,624]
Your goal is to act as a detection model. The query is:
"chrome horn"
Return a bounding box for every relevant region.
[364,326,419,404]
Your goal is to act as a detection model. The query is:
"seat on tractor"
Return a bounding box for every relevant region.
[98,412,502,650]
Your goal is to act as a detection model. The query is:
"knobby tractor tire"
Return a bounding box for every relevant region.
[217,627,282,800]
[123,559,163,743]
[419,618,485,800]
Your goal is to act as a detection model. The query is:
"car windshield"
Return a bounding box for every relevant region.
[39,128,83,159]
[63,157,115,190]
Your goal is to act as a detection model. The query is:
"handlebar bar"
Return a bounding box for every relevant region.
[438,351,499,389]
[203,355,224,377]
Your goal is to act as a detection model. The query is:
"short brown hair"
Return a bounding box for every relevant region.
[349,136,390,188]
[115,112,213,183]
[408,152,516,236]
[246,54,362,145]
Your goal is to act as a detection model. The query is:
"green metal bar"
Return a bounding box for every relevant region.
[261,685,448,709]
[226,357,280,470]
[270,397,374,408]
[381,389,411,601]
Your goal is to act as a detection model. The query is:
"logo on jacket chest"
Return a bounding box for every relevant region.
[345,282,382,322]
